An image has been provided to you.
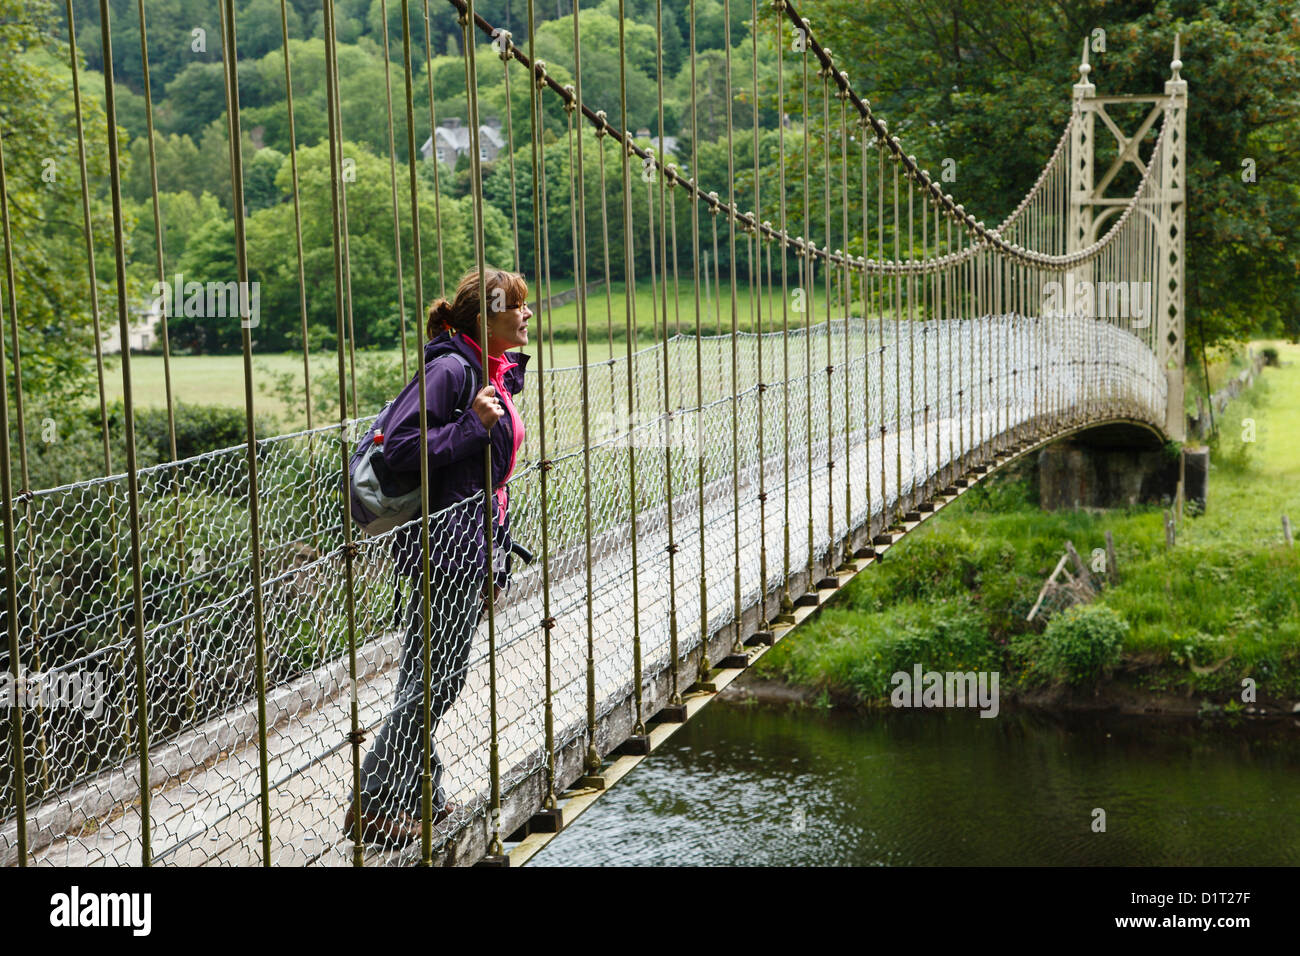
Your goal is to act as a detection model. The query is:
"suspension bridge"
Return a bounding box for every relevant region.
[1,0,1187,866]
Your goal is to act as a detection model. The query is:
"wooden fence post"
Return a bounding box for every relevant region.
[1064,540,1096,593]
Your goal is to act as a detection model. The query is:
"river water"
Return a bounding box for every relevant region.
[531,698,1300,866]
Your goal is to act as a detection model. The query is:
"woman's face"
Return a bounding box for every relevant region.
[486,287,531,354]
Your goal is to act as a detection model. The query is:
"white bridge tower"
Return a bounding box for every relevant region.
[1068,35,1187,440]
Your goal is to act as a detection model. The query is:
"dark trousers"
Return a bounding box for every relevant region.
[355,572,481,817]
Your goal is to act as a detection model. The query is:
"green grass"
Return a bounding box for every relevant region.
[98,353,296,419]
[537,278,772,345]
[99,342,593,432]
[1183,338,1288,415]
[756,340,1300,706]
[101,276,855,432]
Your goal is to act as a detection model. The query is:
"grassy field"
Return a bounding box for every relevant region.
[754,340,1300,708]
[539,278,773,344]
[97,277,832,429]
[98,336,613,428]
[1183,340,1274,415]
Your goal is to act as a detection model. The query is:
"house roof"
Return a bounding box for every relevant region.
[649,135,678,155]
[421,124,503,157]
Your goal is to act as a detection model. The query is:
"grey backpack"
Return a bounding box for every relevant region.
[347,353,475,536]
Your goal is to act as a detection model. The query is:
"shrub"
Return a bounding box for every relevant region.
[260,350,407,424]
[1035,604,1129,687]
[14,401,283,494]
[842,599,1001,701]
[1261,346,1279,367]
[16,406,163,492]
[134,401,270,461]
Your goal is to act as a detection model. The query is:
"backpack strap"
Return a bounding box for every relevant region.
[376,350,478,436]
[446,351,477,417]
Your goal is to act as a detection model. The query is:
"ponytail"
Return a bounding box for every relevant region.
[426,298,458,339]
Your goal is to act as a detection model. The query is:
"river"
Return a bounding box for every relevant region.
[531,697,1300,866]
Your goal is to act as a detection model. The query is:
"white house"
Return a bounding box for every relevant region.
[636,127,679,156]
[100,301,162,354]
[420,117,506,165]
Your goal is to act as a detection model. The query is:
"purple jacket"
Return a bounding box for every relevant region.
[382,331,529,584]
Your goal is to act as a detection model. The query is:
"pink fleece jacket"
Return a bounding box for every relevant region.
[461,334,525,523]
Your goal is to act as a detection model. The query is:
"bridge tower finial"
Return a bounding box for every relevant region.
[1074,38,1095,98]
[1165,31,1187,97]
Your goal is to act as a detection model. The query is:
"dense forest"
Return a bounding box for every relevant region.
[1,0,1297,398]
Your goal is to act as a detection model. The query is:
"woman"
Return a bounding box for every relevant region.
[346,267,531,848]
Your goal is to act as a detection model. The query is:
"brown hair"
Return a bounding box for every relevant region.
[426,267,529,341]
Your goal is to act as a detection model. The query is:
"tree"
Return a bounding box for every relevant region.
[170,140,513,354]
[483,126,676,288]
[812,0,1300,349]
[237,0,303,60]
[123,132,202,204]
[363,0,427,63]
[192,117,256,211]
[126,189,225,276]
[69,0,223,93]
[1,0,124,409]
[159,61,230,136]
[239,37,416,161]
[245,146,286,211]
[170,218,244,352]
[534,7,663,131]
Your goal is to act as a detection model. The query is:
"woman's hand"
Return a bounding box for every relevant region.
[472,384,505,428]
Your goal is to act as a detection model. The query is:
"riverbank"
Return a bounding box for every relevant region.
[751,340,1300,722]
[724,675,1300,723]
